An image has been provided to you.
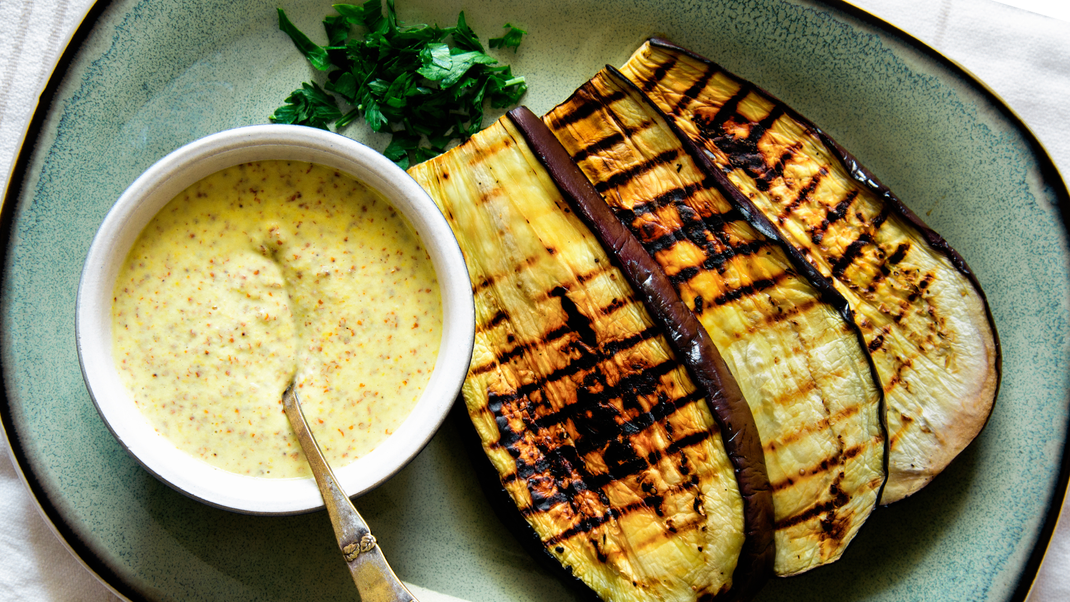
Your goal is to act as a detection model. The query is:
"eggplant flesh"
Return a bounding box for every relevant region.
[408,116,760,602]
[620,40,1000,504]
[544,68,884,577]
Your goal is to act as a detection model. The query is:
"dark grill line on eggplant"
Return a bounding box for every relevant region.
[502,429,715,520]
[508,106,774,601]
[471,252,611,294]
[623,201,756,256]
[768,443,869,496]
[548,88,629,129]
[809,189,861,242]
[411,116,761,602]
[489,389,708,467]
[621,38,999,503]
[634,36,993,318]
[595,61,889,435]
[469,320,664,384]
[544,66,886,576]
[488,369,682,466]
[592,147,682,193]
[664,244,777,287]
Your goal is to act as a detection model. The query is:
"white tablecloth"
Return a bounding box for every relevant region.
[2,0,1068,600]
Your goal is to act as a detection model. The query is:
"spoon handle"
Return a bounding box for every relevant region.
[283,384,417,602]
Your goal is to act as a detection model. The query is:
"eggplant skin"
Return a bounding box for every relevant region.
[619,39,1000,504]
[543,68,884,577]
[408,115,770,602]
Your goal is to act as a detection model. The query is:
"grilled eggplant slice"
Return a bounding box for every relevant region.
[620,39,1000,504]
[544,67,884,576]
[408,114,772,601]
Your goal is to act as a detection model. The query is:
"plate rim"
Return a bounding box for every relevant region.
[1,0,1068,600]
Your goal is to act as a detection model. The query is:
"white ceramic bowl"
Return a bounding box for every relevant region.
[76,124,475,514]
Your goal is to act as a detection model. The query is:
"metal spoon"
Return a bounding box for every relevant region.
[282,380,418,602]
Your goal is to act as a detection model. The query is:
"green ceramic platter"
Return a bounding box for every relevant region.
[3,0,1068,600]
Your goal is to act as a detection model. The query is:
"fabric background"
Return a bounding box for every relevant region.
[2,0,1067,600]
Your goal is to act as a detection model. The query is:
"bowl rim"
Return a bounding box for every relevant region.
[75,123,475,515]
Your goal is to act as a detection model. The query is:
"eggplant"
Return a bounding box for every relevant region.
[618,39,1000,504]
[408,113,772,601]
[543,67,885,577]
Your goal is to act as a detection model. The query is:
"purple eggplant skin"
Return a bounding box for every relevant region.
[541,67,886,577]
[408,113,773,602]
[510,106,774,601]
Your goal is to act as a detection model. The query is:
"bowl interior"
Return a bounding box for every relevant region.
[75,124,475,514]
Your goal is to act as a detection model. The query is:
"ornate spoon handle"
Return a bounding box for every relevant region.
[283,382,417,602]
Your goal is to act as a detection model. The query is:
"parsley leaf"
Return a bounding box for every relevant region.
[277,9,333,71]
[270,82,342,130]
[272,1,527,166]
[489,23,526,52]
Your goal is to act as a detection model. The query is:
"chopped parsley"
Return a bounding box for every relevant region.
[272,0,527,168]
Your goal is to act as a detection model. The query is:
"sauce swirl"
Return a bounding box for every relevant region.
[112,160,442,478]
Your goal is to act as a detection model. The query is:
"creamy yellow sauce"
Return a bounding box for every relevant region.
[112,160,442,478]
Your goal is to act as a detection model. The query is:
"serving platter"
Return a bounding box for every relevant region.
[2,0,1068,601]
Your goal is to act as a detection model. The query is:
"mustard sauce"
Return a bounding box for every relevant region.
[112,160,442,478]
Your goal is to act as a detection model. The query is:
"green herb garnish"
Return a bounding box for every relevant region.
[271,0,527,168]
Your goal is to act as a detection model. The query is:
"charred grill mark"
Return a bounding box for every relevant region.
[677,63,719,114]
[746,106,787,189]
[828,204,893,279]
[830,233,872,279]
[819,477,852,542]
[634,205,757,266]
[765,402,863,453]
[780,170,823,222]
[755,297,821,332]
[478,266,723,526]
[547,89,628,130]
[494,394,714,524]
[484,310,507,329]
[811,190,860,244]
[469,284,635,377]
[562,108,657,165]
[692,94,787,191]
[495,387,707,489]
[692,85,750,138]
[550,286,599,349]
[749,105,785,145]
[775,499,837,531]
[907,272,936,304]
[700,240,772,276]
[536,439,713,545]
[887,242,911,266]
[609,179,746,238]
[870,203,892,231]
[859,240,914,295]
[640,56,678,93]
[710,274,785,307]
[460,132,524,175]
[883,354,916,396]
[770,445,867,518]
[592,148,681,193]
[469,256,617,328]
[888,407,922,449]
[531,359,679,433]
[571,131,626,164]
[771,142,803,181]
[473,318,664,392]
[868,333,886,353]
[473,276,493,293]
[640,193,774,286]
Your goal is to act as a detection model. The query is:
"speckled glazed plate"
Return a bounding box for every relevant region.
[2,0,1068,601]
